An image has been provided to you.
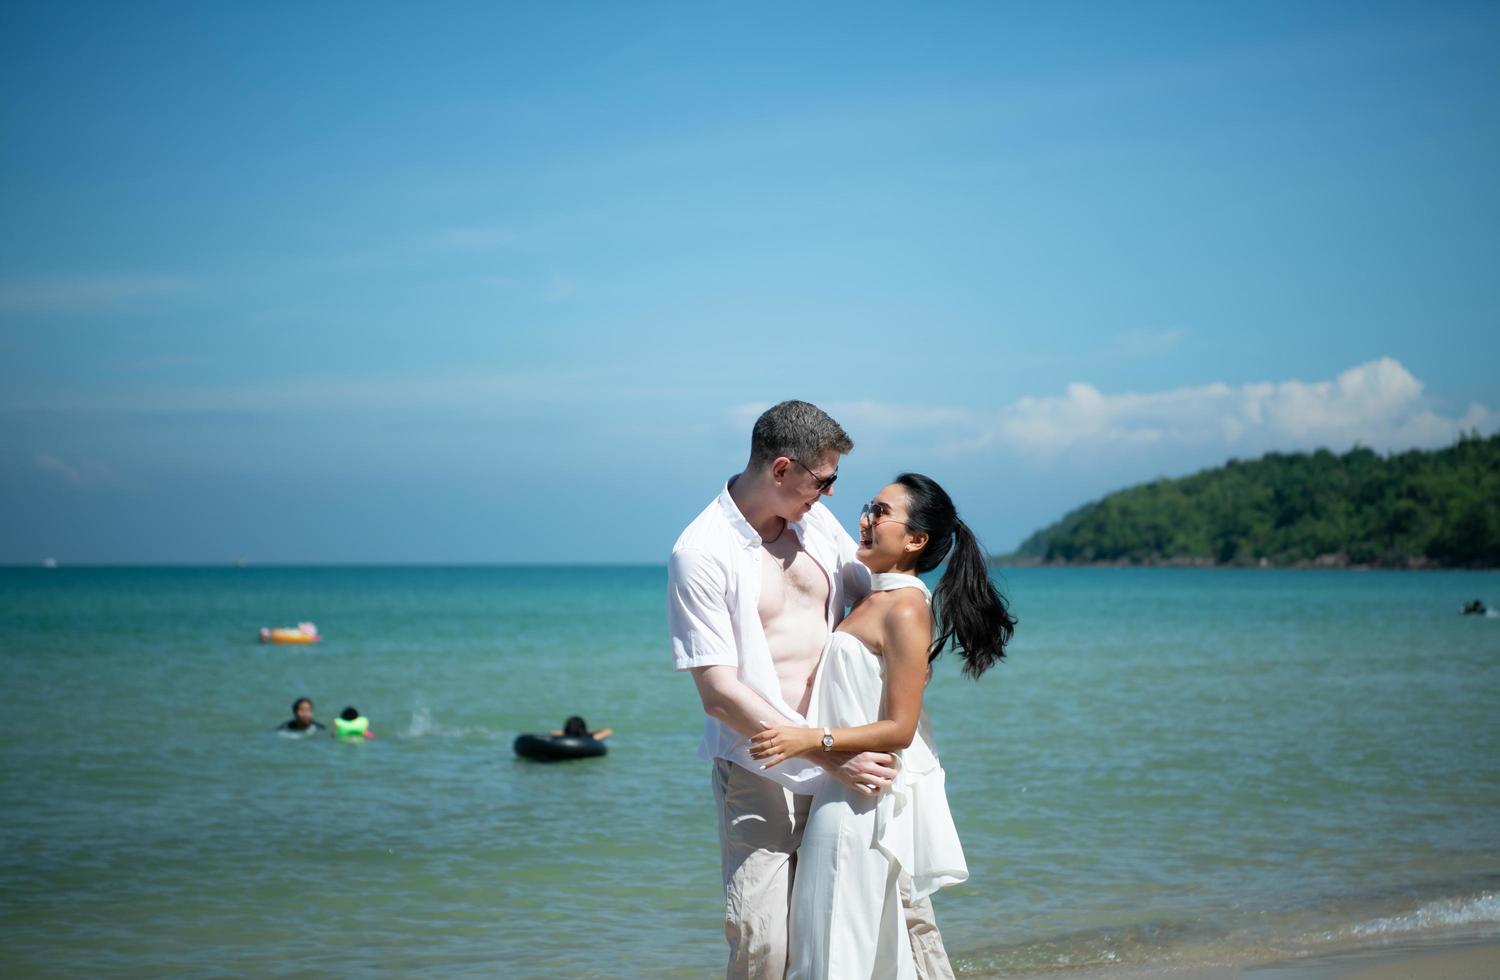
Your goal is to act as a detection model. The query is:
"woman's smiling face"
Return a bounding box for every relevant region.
[856,483,916,572]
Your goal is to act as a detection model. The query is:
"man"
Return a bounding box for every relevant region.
[668,400,952,979]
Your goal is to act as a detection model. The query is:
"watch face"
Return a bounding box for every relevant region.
[822,734,834,748]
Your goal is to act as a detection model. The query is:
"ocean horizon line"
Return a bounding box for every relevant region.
[7,560,1500,574]
[1,560,670,569]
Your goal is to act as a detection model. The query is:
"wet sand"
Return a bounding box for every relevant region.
[985,935,1500,980]
[1242,936,1500,980]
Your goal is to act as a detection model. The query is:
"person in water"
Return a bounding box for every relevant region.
[334,706,375,740]
[551,715,614,740]
[751,472,1015,979]
[277,697,325,735]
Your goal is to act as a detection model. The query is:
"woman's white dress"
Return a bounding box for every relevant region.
[788,573,968,980]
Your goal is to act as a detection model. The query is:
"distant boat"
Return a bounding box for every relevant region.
[259,622,320,644]
[41,558,57,569]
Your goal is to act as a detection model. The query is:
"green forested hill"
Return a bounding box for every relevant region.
[1010,433,1500,567]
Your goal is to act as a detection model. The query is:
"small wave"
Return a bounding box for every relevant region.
[957,920,1269,975]
[1338,892,1500,940]
[407,703,435,737]
[959,892,1500,976]
[399,703,503,739]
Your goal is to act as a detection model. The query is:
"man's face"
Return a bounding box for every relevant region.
[295,701,314,725]
[781,450,840,519]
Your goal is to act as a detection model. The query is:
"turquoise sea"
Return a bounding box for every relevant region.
[2,565,1498,977]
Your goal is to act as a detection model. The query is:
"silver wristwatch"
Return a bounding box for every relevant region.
[821,726,834,751]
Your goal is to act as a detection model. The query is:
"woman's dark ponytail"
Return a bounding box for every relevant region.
[894,474,1016,679]
[934,517,1014,677]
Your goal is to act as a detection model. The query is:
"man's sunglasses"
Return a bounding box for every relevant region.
[788,458,838,492]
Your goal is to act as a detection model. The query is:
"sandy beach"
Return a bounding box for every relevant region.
[989,935,1500,980]
[1244,936,1500,980]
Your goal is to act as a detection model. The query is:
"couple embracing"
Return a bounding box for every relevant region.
[668,400,1015,979]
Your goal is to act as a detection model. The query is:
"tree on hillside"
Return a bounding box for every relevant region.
[1009,433,1500,567]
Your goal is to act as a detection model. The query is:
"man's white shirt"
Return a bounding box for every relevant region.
[668,481,870,790]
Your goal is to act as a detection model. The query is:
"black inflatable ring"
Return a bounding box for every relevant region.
[513,733,608,762]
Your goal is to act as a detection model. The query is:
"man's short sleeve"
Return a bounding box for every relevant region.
[668,548,740,671]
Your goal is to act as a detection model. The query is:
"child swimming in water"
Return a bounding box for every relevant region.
[334,706,375,740]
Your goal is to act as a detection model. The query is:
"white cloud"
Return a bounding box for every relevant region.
[728,400,973,437]
[827,400,977,432]
[0,276,191,315]
[316,225,517,274]
[985,357,1496,459]
[35,454,127,489]
[732,359,1498,464]
[1115,328,1186,356]
[729,402,773,432]
[4,365,647,417]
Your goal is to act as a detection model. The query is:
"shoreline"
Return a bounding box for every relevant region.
[953,885,1500,980]
[966,932,1500,980]
[1246,934,1500,980]
[991,557,1498,571]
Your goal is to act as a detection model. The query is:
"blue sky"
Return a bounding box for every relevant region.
[2,1,1497,563]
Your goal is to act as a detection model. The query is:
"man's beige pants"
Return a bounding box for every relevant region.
[713,759,954,980]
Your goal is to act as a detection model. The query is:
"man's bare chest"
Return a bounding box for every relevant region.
[758,541,830,620]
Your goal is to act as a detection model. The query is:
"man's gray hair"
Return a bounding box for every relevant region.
[749,400,853,469]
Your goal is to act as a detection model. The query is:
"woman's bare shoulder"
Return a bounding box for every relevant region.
[880,589,932,628]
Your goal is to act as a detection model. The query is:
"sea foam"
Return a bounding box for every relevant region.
[1340,892,1500,939]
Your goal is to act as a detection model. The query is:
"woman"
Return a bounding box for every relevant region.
[751,473,1015,979]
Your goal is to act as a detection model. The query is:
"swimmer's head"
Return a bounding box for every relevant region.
[340,706,360,721]
[292,697,314,725]
[562,716,589,737]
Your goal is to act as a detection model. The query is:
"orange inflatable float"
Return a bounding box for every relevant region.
[259,622,321,644]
